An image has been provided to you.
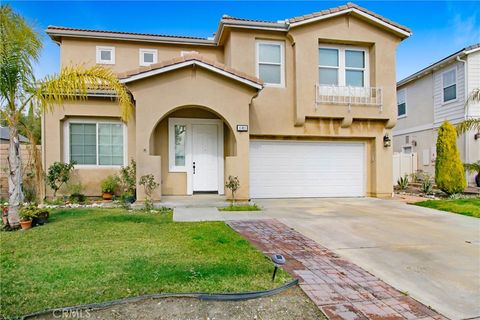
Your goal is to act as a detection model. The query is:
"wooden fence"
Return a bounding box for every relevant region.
[0,144,41,200]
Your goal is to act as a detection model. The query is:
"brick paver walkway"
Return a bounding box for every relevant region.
[227,219,446,320]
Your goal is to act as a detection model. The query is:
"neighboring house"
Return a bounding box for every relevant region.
[43,2,411,200]
[0,126,29,144]
[393,44,480,184]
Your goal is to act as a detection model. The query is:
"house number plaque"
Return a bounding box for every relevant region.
[237,125,248,132]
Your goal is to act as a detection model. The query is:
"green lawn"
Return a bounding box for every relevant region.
[219,204,261,211]
[0,208,289,317]
[414,198,480,218]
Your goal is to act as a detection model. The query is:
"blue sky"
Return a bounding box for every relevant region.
[6,1,480,81]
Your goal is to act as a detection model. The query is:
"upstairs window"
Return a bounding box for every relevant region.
[397,89,407,117]
[139,48,158,66]
[318,48,339,85]
[256,40,285,87]
[318,45,368,87]
[96,46,115,64]
[442,68,457,103]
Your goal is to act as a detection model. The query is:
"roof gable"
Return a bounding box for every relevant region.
[118,54,263,89]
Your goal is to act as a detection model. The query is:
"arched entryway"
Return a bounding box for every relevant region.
[149,105,237,196]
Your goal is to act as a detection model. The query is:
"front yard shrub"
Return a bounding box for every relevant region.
[139,174,159,210]
[397,175,409,190]
[46,161,76,198]
[225,176,240,205]
[435,121,466,195]
[119,159,137,196]
[100,175,119,194]
[420,174,434,195]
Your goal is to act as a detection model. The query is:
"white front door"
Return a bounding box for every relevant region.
[192,124,219,192]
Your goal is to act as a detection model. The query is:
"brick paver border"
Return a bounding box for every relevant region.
[227,219,446,320]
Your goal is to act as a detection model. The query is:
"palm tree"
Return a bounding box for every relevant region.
[457,88,480,135]
[0,5,133,227]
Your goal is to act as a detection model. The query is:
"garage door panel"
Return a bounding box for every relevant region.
[250,141,365,198]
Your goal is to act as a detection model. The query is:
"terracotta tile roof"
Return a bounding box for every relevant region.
[221,15,281,24]
[47,25,209,41]
[118,54,263,86]
[288,2,411,33]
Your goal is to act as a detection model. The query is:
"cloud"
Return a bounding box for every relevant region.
[447,3,480,46]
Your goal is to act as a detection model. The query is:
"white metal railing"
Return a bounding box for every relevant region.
[315,84,383,110]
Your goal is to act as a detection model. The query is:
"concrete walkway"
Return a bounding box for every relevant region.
[255,198,480,320]
[228,219,446,320]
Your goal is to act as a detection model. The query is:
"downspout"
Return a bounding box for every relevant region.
[456,55,468,166]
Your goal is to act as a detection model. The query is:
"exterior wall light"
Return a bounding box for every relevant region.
[383,134,392,148]
[475,133,479,140]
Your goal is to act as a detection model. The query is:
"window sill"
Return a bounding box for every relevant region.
[441,98,458,106]
[397,115,407,119]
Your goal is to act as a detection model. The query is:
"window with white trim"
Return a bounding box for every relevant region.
[442,68,457,103]
[139,48,158,66]
[256,40,285,87]
[96,46,115,64]
[68,121,125,166]
[397,89,407,117]
[318,45,369,87]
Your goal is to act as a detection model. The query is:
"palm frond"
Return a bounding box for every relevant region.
[464,161,480,174]
[36,65,134,121]
[456,118,480,135]
[467,88,480,104]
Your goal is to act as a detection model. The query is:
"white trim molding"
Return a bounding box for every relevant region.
[139,48,158,66]
[96,46,115,65]
[120,60,263,90]
[288,8,411,38]
[255,40,285,88]
[168,118,224,195]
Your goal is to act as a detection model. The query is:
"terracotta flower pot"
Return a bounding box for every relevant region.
[102,192,113,200]
[20,220,32,230]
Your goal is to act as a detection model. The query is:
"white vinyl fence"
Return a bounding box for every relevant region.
[393,152,417,186]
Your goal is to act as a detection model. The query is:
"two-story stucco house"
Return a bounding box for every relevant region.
[393,44,480,184]
[42,2,411,200]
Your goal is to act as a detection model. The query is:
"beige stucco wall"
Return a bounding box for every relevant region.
[60,38,224,72]
[126,67,257,200]
[43,98,136,197]
[44,13,406,199]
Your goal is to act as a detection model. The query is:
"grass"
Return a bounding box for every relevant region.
[219,204,261,211]
[414,197,480,218]
[0,208,289,317]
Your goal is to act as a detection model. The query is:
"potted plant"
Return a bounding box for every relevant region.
[464,161,480,187]
[1,202,8,226]
[121,191,136,204]
[18,204,39,230]
[32,209,50,226]
[101,175,118,200]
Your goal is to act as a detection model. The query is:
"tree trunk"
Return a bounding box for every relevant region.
[7,125,24,227]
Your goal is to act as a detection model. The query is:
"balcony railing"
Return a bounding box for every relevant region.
[315,85,383,111]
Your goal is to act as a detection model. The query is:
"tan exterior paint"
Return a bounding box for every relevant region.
[43,9,407,200]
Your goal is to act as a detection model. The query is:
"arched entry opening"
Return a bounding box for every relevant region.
[149,105,237,196]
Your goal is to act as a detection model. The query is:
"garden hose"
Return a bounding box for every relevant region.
[21,279,299,319]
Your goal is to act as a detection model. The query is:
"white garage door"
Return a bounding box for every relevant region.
[250,140,365,198]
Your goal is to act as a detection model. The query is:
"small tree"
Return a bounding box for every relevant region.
[435,121,466,195]
[225,176,240,206]
[46,162,75,198]
[139,174,159,210]
[119,159,136,195]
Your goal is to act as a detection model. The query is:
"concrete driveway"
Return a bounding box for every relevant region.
[254,198,480,320]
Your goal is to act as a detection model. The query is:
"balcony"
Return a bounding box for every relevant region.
[315,85,383,111]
